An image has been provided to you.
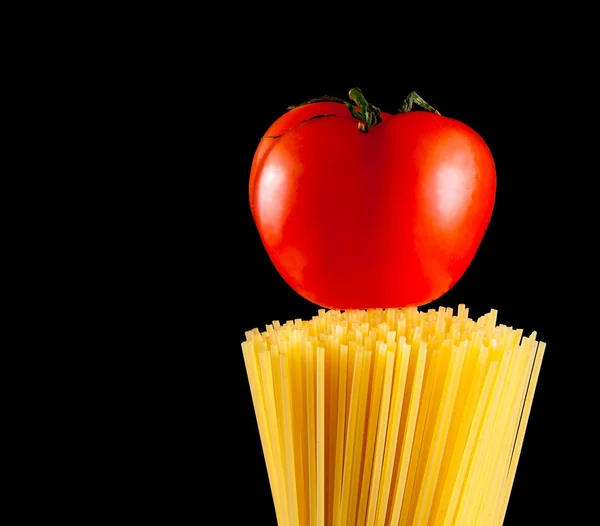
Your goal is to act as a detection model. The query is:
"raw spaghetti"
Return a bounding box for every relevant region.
[241,305,545,526]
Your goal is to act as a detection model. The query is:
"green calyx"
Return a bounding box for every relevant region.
[288,88,441,133]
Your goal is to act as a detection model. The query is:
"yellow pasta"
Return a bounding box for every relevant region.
[242,306,545,525]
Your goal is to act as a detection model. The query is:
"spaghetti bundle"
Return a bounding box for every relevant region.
[242,305,545,526]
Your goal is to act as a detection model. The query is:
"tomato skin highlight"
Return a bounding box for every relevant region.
[251,107,496,310]
[249,103,350,221]
[249,103,393,220]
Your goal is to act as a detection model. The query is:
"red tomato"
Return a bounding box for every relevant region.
[250,101,496,310]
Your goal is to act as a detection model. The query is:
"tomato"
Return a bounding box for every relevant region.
[249,93,496,310]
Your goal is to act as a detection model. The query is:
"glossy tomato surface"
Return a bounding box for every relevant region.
[249,102,392,220]
[250,103,496,309]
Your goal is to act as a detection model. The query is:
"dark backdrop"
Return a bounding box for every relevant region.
[207,72,574,525]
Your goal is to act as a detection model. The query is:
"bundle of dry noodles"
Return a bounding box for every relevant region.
[241,305,545,526]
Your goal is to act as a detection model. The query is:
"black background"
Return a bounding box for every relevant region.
[208,71,576,524]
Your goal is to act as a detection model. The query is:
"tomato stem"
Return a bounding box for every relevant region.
[398,91,440,115]
[348,88,382,133]
[287,88,440,133]
[288,89,382,132]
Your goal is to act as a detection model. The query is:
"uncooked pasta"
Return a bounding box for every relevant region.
[242,305,545,526]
